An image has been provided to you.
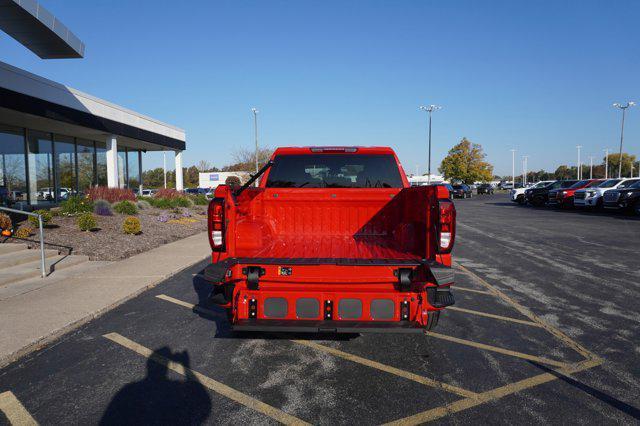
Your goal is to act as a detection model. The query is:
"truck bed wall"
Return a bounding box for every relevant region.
[229,186,436,260]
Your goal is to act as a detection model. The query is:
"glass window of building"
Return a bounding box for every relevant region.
[95,141,107,187]
[77,139,95,193]
[117,147,127,188]
[26,130,54,206]
[54,134,76,201]
[127,150,140,190]
[0,124,27,207]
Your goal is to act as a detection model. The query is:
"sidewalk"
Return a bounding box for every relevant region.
[0,232,210,368]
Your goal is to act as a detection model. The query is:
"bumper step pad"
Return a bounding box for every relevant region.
[233,319,425,333]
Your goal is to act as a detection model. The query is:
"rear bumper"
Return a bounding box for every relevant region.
[232,319,426,333]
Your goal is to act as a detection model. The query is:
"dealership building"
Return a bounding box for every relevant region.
[0,0,186,209]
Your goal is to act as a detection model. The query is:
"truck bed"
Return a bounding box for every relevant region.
[228,186,435,263]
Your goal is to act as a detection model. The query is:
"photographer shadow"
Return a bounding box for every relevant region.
[100,347,211,425]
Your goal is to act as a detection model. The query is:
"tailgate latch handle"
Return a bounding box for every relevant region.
[243,266,265,290]
[394,268,413,292]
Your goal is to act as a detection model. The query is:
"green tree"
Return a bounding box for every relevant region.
[439,138,494,184]
[605,153,637,178]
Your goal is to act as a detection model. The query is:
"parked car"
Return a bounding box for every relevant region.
[477,183,494,195]
[451,184,472,198]
[525,180,578,207]
[203,146,456,333]
[511,180,553,204]
[574,178,640,210]
[548,179,603,208]
[500,182,514,190]
[185,188,209,195]
[603,180,640,214]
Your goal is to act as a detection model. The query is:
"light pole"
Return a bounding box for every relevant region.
[419,105,442,184]
[613,101,635,178]
[251,107,259,175]
[522,155,529,186]
[603,148,610,179]
[576,145,582,180]
[589,156,594,179]
[510,149,516,188]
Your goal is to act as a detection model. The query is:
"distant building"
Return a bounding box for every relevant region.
[199,171,250,189]
[0,1,185,210]
[407,174,446,186]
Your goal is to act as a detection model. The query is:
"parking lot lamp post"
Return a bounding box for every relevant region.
[589,156,594,179]
[522,155,529,186]
[576,145,582,180]
[603,148,609,179]
[510,149,516,187]
[419,105,442,184]
[251,108,259,184]
[613,102,635,178]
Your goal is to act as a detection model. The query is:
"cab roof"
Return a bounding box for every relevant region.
[272,146,396,156]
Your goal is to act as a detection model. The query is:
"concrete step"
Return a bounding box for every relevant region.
[0,260,112,302]
[0,248,60,269]
[0,243,29,255]
[0,255,90,287]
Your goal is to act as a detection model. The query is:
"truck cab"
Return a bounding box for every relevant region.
[204,147,456,333]
[574,178,640,209]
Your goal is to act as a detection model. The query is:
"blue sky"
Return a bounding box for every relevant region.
[1,0,638,175]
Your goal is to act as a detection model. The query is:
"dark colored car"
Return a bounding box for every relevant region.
[477,183,494,195]
[451,184,472,198]
[603,180,640,214]
[548,179,603,208]
[525,180,578,207]
[185,188,208,195]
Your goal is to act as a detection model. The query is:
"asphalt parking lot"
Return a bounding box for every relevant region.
[1,193,639,425]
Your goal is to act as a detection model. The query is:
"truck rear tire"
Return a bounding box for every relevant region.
[425,311,440,331]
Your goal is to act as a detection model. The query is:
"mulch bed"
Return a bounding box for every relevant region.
[4,207,209,261]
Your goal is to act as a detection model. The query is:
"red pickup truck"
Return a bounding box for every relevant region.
[204,146,456,333]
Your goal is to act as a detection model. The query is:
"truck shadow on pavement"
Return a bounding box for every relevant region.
[100,347,211,425]
[191,272,357,341]
[529,361,640,421]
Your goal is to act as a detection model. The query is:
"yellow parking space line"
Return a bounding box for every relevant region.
[155,294,478,399]
[452,287,491,295]
[382,357,602,425]
[453,263,601,362]
[103,332,310,426]
[446,306,543,327]
[427,332,569,368]
[155,294,223,317]
[293,340,478,399]
[0,391,37,426]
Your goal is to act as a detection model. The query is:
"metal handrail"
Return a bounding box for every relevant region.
[0,206,46,278]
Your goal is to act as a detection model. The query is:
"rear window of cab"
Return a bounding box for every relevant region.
[265,154,404,188]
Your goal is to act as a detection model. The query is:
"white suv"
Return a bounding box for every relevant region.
[574,178,640,209]
[511,181,554,204]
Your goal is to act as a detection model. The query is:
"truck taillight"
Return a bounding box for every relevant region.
[208,198,225,251]
[437,199,456,253]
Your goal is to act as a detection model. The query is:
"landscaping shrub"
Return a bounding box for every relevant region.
[154,188,181,199]
[59,196,93,216]
[0,213,11,230]
[93,199,113,216]
[189,194,209,206]
[113,200,138,215]
[175,196,193,208]
[86,186,136,203]
[15,226,33,239]
[122,216,141,234]
[77,212,97,231]
[136,200,151,210]
[28,209,52,227]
